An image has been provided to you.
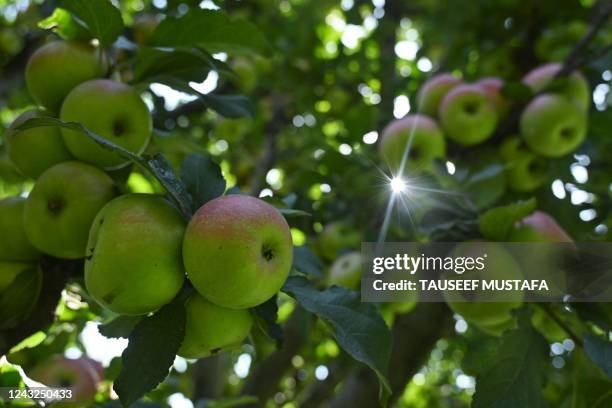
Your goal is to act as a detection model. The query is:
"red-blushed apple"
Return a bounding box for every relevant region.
[500,136,549,192]
[24,162,116,259]
[60,79,152,170]
[509,211,572,242]
[379,114,446,173]
[520,93,587,157]
[178,292,253,359]
[183,195,293,309]
[85,194,185,315]
[439,84,498,146]
[7,110,72,179]
[522,63,590,110]
[476,77,508,118]
[25,41,108,113]
[0,197,40,261]
[328,251,362,289]
[416,73,462,117]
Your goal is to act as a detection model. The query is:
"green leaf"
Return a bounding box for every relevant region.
[501,81,533,102]
[584,334,612,379]
[472,310,548,408]
[278,208,311,218]
[461,162,506,209]
[292,246,324,278]
[150,9,269,54]
[146,154,193,218]
[59,0,124,47]
[98,316,142,339]
[479,198,536,241]
[180,153,226,212]
[195,396,259,408]
[282,276,392,396]
[198,93,254,118]
[114,299,186,408]
[133,46,213,85]
[38,8,91,41]
[0,267,42,330]
[252,296,283,347]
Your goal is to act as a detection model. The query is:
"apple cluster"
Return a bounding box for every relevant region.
[1,39,294,362]
[379,63,589,192]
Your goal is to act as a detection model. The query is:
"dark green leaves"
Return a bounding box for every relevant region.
[472,310,549,408]
[292,246,324,278]
[584,334,612,379]
[0,267,42,330]
[198,94,255,119]
[282,276,391,394]
[180,153,226,212]
[98,316,142,339]
[479,198,536,241]
[133,47,213,86]
[114,299,186,408]
[150,9,269,54]
[252,296,283,347]
[146,154,193,218]
[59,0,124,47]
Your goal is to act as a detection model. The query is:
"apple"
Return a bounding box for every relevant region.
[60,79,152,170]
[439,84,498,146]
[24,161,116,259]
[25,41,108,113]
[416,73,462,117]
[522,63,590,110]
[28,356,100,407]
[328,251,362,289]
[536,22,587,62]
[178,292,253,359]
[85,194,186,315]
[500,137,549,192]
[520,94,587,158]
[315,222,361,262]
[379,114,446,173]
[6,110,72,179]
[476,77,508,118]
[509,211,572,243]
[0,197,40,261]
[444,243,523,332]
[183,195,293,309]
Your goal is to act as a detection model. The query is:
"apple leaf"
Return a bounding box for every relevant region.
[180,153,226,212]
[584,334,612,379]
[479,198,536,241]
[501,81,533,103]
[149,9,269,54]
[0,267,42,330]
[252,296,284,347]
[38,8,91,41]
[292,246,324,278]
[282,276,392,403]
[461,161,506,210]
[472,309,549,408]
[146,154,194,219]
[114,299,186,408]
[132,46,214,86]
[198,93,255,119]
[98,316,142,339]
[59,0,124,47]
[278,208,311,218]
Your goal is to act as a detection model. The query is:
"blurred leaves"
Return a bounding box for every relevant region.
[98,315,142,339]
[59,0,124,47]
[292,245,324,278]
[479,198,536,240]
[584,334,612,379]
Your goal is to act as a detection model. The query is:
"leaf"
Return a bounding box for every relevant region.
[198,93,254,119]
[501,81,533,103]
[147,154,193,218]
[195,396,259,408]
[292,246,324,278]
[180,153,226,212]
[584,334,612,379]
[0,267,42,330]
[150,9,269,54]
[252,296,283,347]
[278,208,311,218]
[98,316,142,339]
[472,309,548,408]
[133,46,213,85]
[462,162,506,209]
[479,198,536,241]
[282,276,392,397]
[59,0,124,47]
[38,8,91,41]
[114,299,186,408]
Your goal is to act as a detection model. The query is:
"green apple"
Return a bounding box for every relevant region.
[379,114,446,173]
[183,195,293,309]
[178,292,253,359]
[509,211,572,243]
[24,161,116,259]
[416,73,462,117]
[536,22,587,62]
[476,77,508,118]
[328,251,362,289]
[29,356,100,407]
[500,136,549,192]
[444,243,523,331]
[520,93,587,158]
[522,63,590,110]
[439,84,498,146]
[315,222,361,262]
[0,197,40,261]
[6,110,72,179]
[25,41,108,112]
[60,79,152,170]
[85,194,185,315]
